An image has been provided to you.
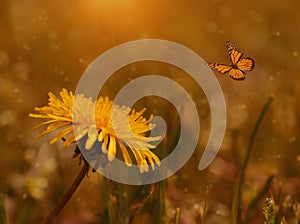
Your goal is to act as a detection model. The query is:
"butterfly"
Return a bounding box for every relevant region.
[207,41,255,80]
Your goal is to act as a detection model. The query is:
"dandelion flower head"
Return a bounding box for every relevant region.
[29,89,161,173]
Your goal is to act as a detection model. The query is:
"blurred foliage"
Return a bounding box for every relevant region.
[0,0,299,223]
[263,197,275,224]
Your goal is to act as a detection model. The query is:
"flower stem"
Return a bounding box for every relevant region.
[40,160,89,224]
[174,208,181,224]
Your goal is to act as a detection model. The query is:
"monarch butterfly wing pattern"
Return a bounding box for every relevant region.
[207,62,232,74]
[208,41,254,81]
[226,41,243,65]
[229,68,245,80]
[236,57,255,72]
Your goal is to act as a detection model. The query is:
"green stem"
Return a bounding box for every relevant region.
[234,96,273,223]
[240,97,273,183]
[174,208,181,224]
[40,160,89,224]
[203,185,209,224]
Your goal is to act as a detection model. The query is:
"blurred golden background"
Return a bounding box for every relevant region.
[0,0,299,223]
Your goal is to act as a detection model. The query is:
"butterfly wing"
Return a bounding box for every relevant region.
[208,41,254,81]
[226,41,243,65]
[236,57,255,72]
[229,68,245,80]
[207,62,232,74]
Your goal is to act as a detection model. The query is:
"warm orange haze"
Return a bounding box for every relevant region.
[0,0,299,223]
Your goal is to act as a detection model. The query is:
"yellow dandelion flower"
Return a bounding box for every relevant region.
[29,89,161,173]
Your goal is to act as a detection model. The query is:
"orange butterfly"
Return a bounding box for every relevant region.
[207,41,255,80]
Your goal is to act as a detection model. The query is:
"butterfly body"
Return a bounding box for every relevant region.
[231,64,239,70]
[207,41,255,80]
